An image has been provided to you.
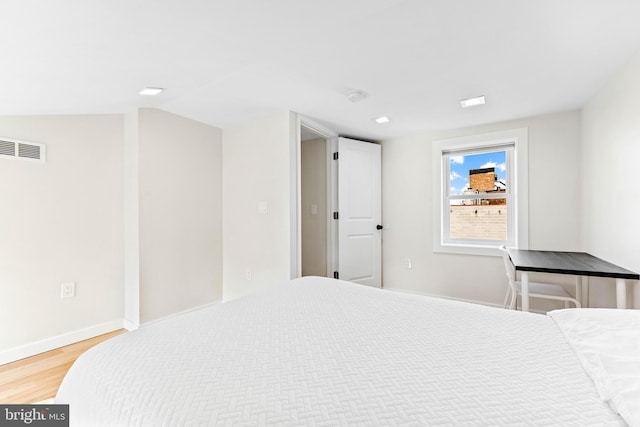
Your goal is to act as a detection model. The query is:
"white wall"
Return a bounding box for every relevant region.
[0,109,223,362]
[0,115,124,353]
[222,112,295,300]
[381,111,582,309]
[301,137,327,276]
[137,108,223,323]
[581,47,640,309]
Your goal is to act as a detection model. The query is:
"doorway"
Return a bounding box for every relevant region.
[300,125,330,277]
[294,116,382,287]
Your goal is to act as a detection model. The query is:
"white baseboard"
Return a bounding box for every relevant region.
[0,302,222,366]
[0,319,124,366]
[142,300,220,327]
[384,287,547,314]
[123,318,139,331]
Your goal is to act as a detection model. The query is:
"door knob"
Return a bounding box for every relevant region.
[376,225,384,230]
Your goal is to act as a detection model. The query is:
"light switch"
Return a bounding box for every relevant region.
[311,204,318,215]
[258,200,268,214]
[61,282,76,299]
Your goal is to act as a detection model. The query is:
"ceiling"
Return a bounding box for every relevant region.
[2,0,640,141]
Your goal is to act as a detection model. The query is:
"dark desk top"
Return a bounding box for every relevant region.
[506,249,639,280]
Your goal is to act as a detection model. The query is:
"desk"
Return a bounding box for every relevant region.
[506,249,639,312]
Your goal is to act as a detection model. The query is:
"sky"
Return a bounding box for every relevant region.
[450,150,506,195]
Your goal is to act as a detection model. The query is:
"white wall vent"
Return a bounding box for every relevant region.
[0,137,46,163]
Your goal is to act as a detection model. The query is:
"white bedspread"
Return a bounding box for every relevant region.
[56,277,624,426]
[549,309,640,427]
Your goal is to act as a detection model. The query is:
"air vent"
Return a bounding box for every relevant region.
[18,143,41,160]
[0,138,46,162]
[0,140,15,156]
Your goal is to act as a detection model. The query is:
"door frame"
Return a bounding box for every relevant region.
[292,114,338,279]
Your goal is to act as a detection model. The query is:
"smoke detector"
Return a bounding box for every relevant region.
[347,89,368,103]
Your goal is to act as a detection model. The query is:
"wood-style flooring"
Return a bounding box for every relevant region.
[0,329,125,403]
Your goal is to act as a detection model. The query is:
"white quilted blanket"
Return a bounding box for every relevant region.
[56,277,624,426]
[549,309,640,427]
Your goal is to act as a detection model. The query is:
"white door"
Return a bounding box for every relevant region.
[337,137,382,287]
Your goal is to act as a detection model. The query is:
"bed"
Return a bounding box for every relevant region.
[56,276,638,426]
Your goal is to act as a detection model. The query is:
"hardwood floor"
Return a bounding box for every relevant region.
[0,329,125,403]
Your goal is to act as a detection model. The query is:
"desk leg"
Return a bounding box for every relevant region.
[521,271,529,312]
[575,276,582,307]
[616,279,627,309]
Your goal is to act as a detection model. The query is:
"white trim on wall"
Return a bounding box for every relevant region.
[142,301,220,326]
[291,113,301,279]
[295,114,339,279]
[384,287,546,314]
[432,128,529,256]
[124,109,140,329]
[0,300,221,365]
[123,319,139,332]
[0,319,125,365]
[326,137,336,278]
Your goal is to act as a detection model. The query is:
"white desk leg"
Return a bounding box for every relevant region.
[582,276,589,308]
[521,271,530,312]
[616,278,627,309]
[575,276,582,307]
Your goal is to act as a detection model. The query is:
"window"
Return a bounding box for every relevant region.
[432,128,528,256]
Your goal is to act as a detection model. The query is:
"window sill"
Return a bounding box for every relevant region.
[433,242,503,257]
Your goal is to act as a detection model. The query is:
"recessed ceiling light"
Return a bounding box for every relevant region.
[374,116,390,124]
[460,95,485,108]
[138,87,164,96]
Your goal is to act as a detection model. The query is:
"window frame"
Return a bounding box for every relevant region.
[443,145,513,246]
[432,128,529,256]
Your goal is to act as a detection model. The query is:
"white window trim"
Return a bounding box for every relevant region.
[432,128,529,256]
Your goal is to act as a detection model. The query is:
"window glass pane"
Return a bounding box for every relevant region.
[448,149,508,242]
[449,150,507,196]
[449,199,508,241]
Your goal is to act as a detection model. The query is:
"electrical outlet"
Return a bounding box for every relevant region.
[245,269,252,281]
[61,282,76,299]
[404,258,412,270]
